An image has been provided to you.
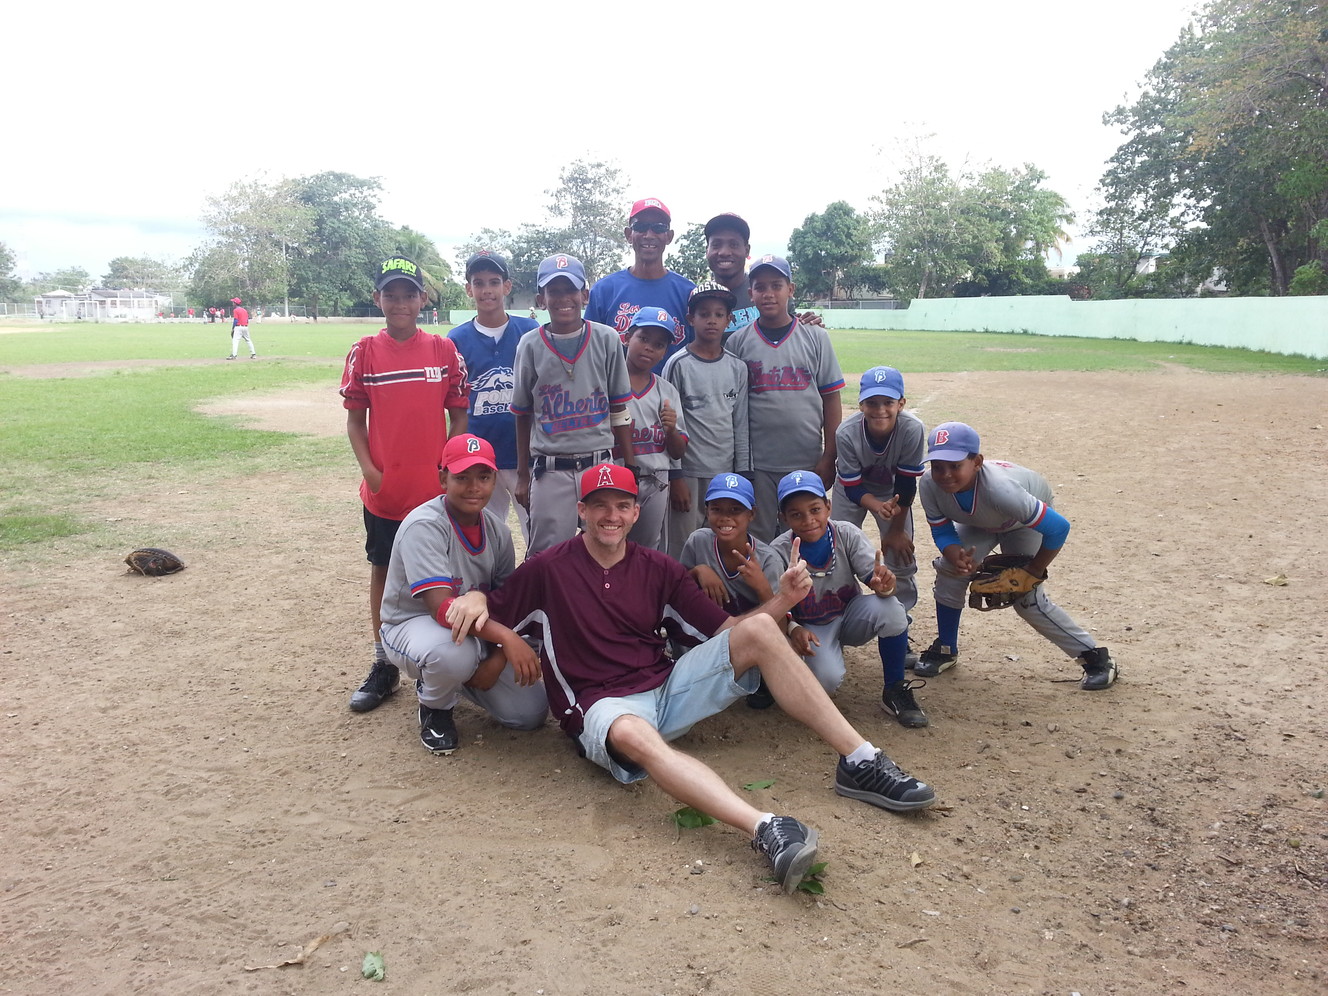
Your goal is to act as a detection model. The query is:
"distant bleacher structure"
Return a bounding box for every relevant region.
[36,287,173,321]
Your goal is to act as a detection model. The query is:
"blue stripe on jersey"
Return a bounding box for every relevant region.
[1030,506,1070,549]
[840,471,864,487]
[897,463,925,478]
[1022,500,1048,528]
[449,509,486,555]
[411,575,459,596]
[818,377,846,393]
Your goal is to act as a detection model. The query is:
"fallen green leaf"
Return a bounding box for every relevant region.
[797,878,826,895]
[361,951,386,982]
[742,779,776,791]
[670,806,717,830]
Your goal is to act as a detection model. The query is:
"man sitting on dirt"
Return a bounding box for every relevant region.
[444,463,937,892]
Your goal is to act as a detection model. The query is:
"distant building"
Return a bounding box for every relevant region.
[36,287,173,320]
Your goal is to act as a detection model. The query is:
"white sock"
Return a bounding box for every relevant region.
[374,641,386,663]
[846,742,877,767]
[753,812,777,836]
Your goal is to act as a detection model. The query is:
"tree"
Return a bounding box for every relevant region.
[1099,0,1328,295]
[0,242,20,301]
[391,225,466,309]
[288,172,394,318]
[953,166,1073,296]
[667,223,708,284]
[788,201,875,300]
[24,267,91,296]
[456,225,566,303]
[545,159,628,282]
[102,256,181,290]
[190,176,311,308]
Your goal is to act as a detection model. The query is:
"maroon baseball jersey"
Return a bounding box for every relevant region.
[487,537,729,735]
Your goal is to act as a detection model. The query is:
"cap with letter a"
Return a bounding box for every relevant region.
[579,463,638,500]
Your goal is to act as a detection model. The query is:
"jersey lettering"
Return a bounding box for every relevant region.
[745,359,813,394]
[470,366,515,416]
[537,385,610,434]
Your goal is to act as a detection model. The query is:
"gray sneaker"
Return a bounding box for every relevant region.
[751,817,820,892]
[913,640,958,678]
[835,750,936,812]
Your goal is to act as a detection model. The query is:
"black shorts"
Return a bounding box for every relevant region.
[363,507,403,566]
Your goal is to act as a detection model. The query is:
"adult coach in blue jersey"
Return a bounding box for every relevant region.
[448,251,540,538]
[585,197,695,368]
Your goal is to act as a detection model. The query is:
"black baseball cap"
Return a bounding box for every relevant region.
[465,250,511,280]
[704,213,751,243]
[376,256,426,292]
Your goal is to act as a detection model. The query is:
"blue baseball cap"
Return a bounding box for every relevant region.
[705,473,755,509]
[776,470,827,507]
[748,254,793,283]
[465,250,510,279]
[536,254,588,290]
[859,366,905,401]
[926,422,981,462]
[629,306,676,335]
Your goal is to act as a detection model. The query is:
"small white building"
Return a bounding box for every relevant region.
[36,288,173,320]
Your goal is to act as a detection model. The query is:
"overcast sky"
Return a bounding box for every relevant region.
[2,0,1200,281]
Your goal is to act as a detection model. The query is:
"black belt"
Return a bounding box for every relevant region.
[535,450,612,472]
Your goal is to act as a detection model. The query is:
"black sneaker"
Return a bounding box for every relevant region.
[913,640,958,678]
[1079,646,1118,690]
[882,679,930,728]
[751,816,820,892]
[746,676,775,710]
[349,659,399,712]
[835,750,936,812]
[419,704,459,754]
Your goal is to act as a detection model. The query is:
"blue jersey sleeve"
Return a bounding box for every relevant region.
[929,522,962,552]
[1030,506,1071,550]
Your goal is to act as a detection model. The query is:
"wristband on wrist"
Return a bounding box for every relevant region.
[434,596,456,629]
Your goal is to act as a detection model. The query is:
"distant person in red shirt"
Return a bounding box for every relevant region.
[227,297,256,359]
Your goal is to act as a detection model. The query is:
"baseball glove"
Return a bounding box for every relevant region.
[124,548,186,576]
[967,554,1044,611]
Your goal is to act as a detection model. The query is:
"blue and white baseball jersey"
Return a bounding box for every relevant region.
[585,268,696,367]
[448,315,540,469]
[919,460,1054,534]
[836,410,927,501]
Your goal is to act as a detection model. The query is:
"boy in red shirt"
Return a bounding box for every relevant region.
[340,256,469,711]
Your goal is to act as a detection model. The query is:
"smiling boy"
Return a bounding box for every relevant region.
[771,471,929,727]
[661,281,750,559]
[341,256,470,712]
[585,197,695,369]
[726,256,845,542]
[918,422,1118,690]
[379,434,547,754]
[448,251,540,540]
[510,254,636,555]
[615,308,689,551]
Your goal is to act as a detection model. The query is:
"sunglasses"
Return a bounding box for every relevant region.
[631,221,670,235]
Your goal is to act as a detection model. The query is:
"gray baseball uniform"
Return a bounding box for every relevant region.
[830,409,927,612]
[615,373,688,551]
[661,347,751,558]
[679,527,782,616]
[379,499,547,728]
[726,320,845,540]
[511,321,633,554]
[770,521,907,693]
[919,460,1095,656]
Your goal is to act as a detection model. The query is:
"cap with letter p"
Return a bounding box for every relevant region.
[859,366,905,402]
[579,462,638,500]
[748,254,793,283]
[629,197,671,221]
[705,473,754,509]
[536,254,588,290]
[776,470,828,507]
[926,421,981,462]
[376,256,426,292]
[441,433,497,473]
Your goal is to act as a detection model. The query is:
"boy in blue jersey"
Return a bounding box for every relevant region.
[585,197,695,369]
[448,251,541,539]
[917,422,1118,690]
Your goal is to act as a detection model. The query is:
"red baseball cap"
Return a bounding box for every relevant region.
[441,434,497,473]
[629,197,670,222]
[230,297,242,304]
[578,463,638,500]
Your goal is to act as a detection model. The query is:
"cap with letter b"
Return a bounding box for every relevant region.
[376,256,426,292]
[859,366,905,402]
[748,254,792,283]
[536,254,588,290]
[926,422,981,462]
[705,473,754,509]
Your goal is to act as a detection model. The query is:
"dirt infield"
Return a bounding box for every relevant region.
[2,368,1324,994]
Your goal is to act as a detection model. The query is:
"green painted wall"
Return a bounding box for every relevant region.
[816,296,1328,359]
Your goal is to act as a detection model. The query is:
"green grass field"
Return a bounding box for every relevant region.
[0,321,1322,552]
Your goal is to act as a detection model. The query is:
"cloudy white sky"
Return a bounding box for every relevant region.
[1,0,1200,280]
